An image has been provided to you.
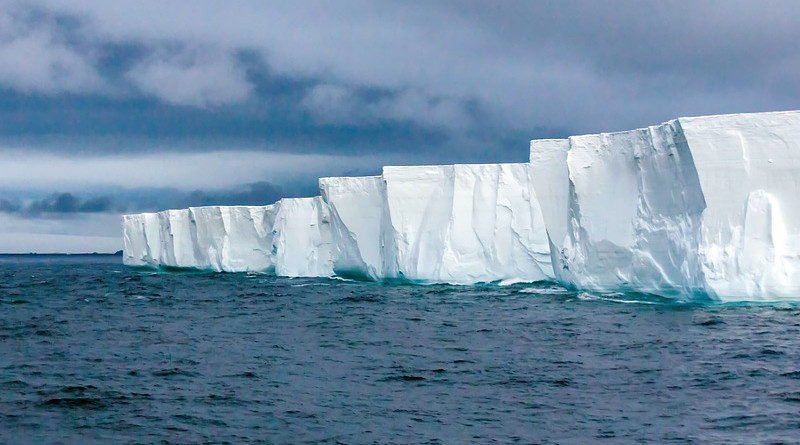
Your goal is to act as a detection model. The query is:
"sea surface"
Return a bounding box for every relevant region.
[1,255,800,444]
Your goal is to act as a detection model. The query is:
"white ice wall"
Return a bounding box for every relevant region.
[122,213,159,267]
[122,110,800,300]
[190,205,279,272]
[271,197,334,277]
[122,204,280,272]
[320,176,385,280]
[382,163,553,284]
[158,209,198,269]
[680,111,800,300]
[530,110,800,301]
[530,123,706,298]
[124,164,554,285]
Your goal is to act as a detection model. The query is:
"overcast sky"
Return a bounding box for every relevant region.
[1,0,799,252]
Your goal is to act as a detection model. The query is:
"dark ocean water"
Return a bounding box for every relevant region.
[2,256,800,444]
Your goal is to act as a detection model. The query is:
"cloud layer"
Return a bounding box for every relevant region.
[2,0,798,147]
[1,0,799,252]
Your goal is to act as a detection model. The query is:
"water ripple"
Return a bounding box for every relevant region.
[1,256,799,443]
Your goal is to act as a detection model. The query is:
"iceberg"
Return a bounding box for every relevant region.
[529,122,706,298]
[682,112,800,301]
[529,110,800,301]
[122,110,800,301]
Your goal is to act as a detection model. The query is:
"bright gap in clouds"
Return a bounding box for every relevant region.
[0,212,123,253]
[0,233,121,254]
[0,148,411,253]
[0,148,403,191]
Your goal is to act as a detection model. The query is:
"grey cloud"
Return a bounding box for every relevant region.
[28,192,81,213]
[0,0,797,153]
[1,181,287,219]
[1,192,117,217]
[84,181,300,214]
[0,149,413,191]
[39,0,795,130]
[78,195,113,212]
[0,6,105,94]
[301,84,473,131]
[127,47,254,107]
[180,181,286,208]
[0,198,22,212]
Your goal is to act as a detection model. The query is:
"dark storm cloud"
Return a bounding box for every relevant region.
[181,181,286,208]
[0,192,117,217]
[78,196,113,212]
[0,198,22,212]
[9,192,116,216]
[28,192,82,213]
[0,181,294,219]
[0,0,799,160]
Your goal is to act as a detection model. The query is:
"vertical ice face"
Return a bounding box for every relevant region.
[679,111,800,300]
[530,110,800,301]
[382,165,455,281]
[381,163,552,284]
[271,197,334,277]
[122,213,156,266]
[190,204,280,272]
[633,122,707,297]
[158,209,200,269]
[530,123,707,298]
[320,176,386,280]
[442,164,552,283]
[122,205,279,271]
[189,206,226,270]
[529,139,572,283]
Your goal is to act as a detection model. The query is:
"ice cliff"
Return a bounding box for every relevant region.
[319,176,385,280]
[271,197,333,277]
[123,163,552,284]
[380,164,552,284]
[529,110,800,301]
[123,110,800,301]
[123,205,279,272]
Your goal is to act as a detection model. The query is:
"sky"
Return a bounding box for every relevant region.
[1,0,799,252]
